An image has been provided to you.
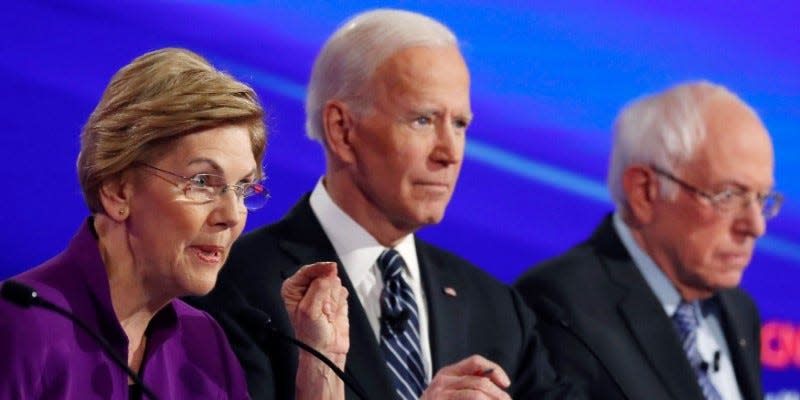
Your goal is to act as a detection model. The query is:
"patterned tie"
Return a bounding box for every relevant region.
[377,249,427,399]
[672,301,723,400]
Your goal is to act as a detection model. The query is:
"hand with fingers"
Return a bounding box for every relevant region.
[421,355,512,400]
[282,262,350,400]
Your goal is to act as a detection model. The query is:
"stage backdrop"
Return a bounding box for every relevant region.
[1,1,798,396]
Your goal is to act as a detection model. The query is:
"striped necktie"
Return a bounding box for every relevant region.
[377,249,427,399]
[672,301,723,400]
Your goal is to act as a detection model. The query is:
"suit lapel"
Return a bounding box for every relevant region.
[616,288,706,400]
[716,292,761,400]
[276,199,339,282]
[593,217,706,400]
[416,239,468,372]
[276,196,396,399]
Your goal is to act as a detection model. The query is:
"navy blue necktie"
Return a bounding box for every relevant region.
[377,249,427,399]
[672,301,723,400]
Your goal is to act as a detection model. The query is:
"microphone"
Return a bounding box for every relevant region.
[712,350,721,372]
[699,361,709,373]
[698,350,721,373]
[380,309,411,333]
[239,307,369,400]
[379,288,411,333]
[1,280,160,400]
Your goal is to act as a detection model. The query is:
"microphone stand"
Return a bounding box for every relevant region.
[240,307,370,400]
[1,280,160,400]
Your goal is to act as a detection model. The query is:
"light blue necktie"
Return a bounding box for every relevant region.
[672,301,723,400]
[377,249,427,400]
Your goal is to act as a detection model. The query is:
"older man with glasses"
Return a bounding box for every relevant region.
[515,81,779,400]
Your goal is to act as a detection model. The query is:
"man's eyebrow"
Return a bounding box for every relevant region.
[712,179,775,192]
[405,108,473,120]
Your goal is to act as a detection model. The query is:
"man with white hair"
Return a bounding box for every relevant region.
[193,8,579,400]
[515,81,778,400]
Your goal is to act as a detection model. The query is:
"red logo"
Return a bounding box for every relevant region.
[762,320,800,370]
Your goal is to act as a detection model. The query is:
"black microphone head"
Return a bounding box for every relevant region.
[238,306,272,326]
[398,309,411,324]
[698,361,709,373]
[1,280,40,307]
[236,306,275,343]
[382,308,411,333]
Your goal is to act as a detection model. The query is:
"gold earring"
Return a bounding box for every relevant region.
[118,208,127,216]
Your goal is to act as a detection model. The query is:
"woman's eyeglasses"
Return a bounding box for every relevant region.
[136,162,269,211]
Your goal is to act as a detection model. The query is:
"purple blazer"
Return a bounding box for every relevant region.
[0,219,250,399]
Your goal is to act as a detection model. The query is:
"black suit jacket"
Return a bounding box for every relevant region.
[514,215,763,400]
[189,194,580,400]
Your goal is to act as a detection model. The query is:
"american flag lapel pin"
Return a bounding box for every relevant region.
[443,286,457,297]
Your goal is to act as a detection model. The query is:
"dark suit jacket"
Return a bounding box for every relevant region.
[189,194,580,400]
[514,215,763,400]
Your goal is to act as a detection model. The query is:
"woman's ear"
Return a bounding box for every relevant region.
[98,173,134,222]
[322,100,357,165]
[622,165,659,224]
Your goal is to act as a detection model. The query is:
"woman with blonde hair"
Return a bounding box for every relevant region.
[0,48,348,400]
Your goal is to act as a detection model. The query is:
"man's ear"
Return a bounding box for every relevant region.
[322,100,358,165]
[622,165,659,224]
[98,173,134,222]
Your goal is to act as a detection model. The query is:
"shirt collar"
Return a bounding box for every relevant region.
[309,178,418,287]
[612,212,682,316]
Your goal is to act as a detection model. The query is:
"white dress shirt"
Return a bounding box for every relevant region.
[309,179,433,381]
[613,212,743,400]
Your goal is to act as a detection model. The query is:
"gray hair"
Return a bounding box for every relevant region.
[607,81,754,210]
[305,8,457,142]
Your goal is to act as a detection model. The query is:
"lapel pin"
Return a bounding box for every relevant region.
[443,286,457,297]
[739,338,747,348]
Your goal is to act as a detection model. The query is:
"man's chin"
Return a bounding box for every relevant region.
[711,270,746,291]
[420,210,447,226]
[398,213,445,234]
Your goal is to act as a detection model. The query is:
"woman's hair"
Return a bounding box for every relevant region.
[77,48,266,213]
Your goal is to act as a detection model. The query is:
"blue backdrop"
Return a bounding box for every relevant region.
[1,1,798,395]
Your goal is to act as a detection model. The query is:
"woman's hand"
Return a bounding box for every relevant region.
[282,262,349,400]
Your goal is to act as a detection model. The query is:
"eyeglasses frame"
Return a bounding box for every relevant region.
[134,162,269,211]
[649,164,783,219]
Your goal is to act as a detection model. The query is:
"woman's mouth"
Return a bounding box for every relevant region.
[191,245,224,264]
